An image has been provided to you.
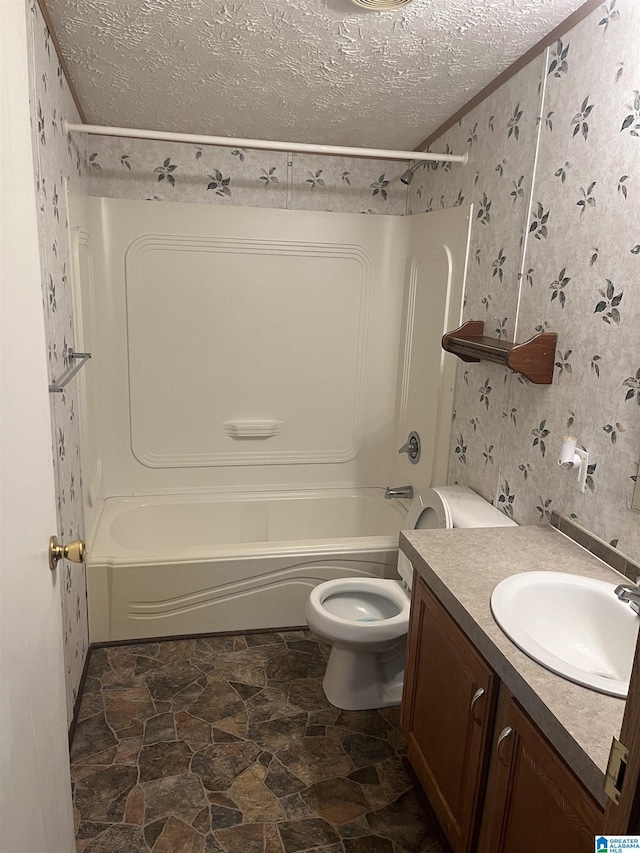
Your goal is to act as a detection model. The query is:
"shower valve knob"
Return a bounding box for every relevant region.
[49,535,85,571]
[398,431,421,464]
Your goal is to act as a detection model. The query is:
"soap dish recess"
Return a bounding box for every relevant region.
[223,420,282,439]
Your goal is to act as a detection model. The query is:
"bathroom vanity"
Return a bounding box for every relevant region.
[399,525,630,853]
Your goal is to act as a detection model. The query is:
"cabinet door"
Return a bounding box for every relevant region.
[478,688,603,853]
[403,577,496,853]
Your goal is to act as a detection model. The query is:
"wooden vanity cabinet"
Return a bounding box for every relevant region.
[403,576,604,853]
[477,686,602,852]
[402,576,497,853]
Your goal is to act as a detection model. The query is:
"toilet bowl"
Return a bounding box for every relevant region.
[305,485,516,710]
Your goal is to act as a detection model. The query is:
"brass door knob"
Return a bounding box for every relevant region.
[49,535,86,571]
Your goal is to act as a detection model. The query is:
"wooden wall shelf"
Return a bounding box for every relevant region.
[442,321,557,385]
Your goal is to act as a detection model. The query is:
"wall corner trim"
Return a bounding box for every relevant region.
[35,0,87,123]
[414,0,603,152]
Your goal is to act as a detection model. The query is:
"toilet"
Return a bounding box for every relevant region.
[305,485,516,710]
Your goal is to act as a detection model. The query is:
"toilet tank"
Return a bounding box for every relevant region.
[439,485,517,529]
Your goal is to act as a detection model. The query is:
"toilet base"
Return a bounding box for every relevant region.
[321,639,406,710]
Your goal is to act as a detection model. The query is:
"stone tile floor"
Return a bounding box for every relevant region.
[71,630,451,853]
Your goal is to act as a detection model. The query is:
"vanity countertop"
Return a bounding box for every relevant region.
[400,524,627,807]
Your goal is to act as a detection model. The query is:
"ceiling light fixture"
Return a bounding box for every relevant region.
[351,0,418,10]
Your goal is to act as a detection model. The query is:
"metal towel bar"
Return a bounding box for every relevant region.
[49,349,92,393]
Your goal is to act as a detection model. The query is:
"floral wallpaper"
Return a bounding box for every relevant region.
[87,137,409,215]
[410,0,640,561]
[26,0,89,725]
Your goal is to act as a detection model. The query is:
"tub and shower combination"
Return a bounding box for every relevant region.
[75,196,470,643]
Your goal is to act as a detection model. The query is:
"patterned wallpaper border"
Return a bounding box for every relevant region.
[88,140,411,216]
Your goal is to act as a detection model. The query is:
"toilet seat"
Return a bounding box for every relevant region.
[307,577,410,646]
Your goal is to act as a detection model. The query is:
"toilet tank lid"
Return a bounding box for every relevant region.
[434,485,517,528]
[406,488,451,530]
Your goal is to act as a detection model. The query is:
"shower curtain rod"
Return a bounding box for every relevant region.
[63,121,468,165]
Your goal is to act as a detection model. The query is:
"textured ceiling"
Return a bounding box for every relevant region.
[44,0,585,150]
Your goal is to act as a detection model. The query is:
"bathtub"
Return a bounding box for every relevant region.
[87,489,406,642]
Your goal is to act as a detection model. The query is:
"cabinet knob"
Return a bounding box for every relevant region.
[470,687,485,724]
[496,725,513,765]
[49,535,85,571]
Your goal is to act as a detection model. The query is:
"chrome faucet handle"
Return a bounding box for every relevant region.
[614,583,640,616]
[398,431,421,464]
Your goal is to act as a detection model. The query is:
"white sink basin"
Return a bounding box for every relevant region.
[491,572,639,697]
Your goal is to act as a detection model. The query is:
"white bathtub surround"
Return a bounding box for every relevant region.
[75,199,471,530]
[88,489,405,641]
[72,195,472,642]
[81,199,407,524]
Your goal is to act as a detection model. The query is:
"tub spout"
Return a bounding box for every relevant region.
[384,486,414,500]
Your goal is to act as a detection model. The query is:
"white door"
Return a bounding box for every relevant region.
[0,3,75,850]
